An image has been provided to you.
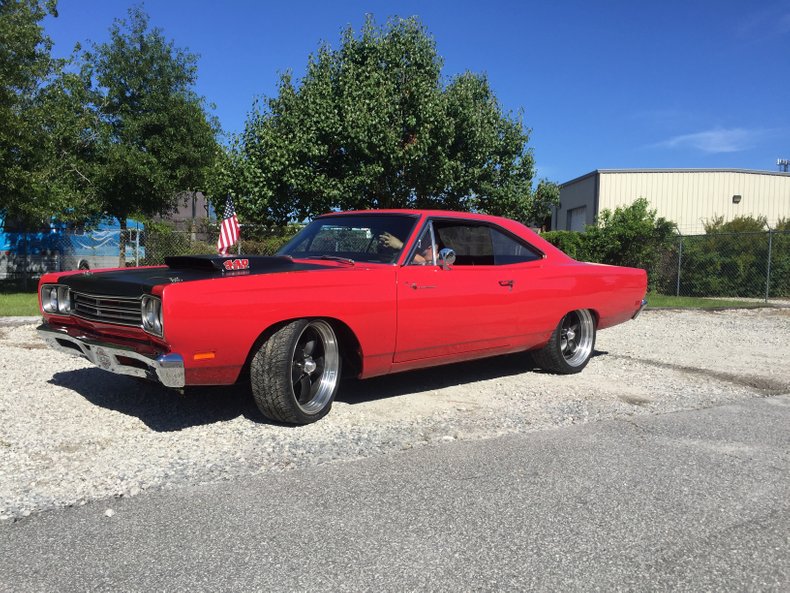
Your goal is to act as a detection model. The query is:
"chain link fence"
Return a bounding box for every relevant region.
[3,225,789,301]
[649,230,790,301]
[0,224,297,289]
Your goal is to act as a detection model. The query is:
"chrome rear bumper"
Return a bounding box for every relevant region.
[37,324,185,388]
[632,298,648,320]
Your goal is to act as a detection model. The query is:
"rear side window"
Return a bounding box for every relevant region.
[490,227,542,264]
[432,220,542,266]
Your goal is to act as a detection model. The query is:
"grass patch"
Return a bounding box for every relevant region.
[647,294,763,309]
[0,292,40,316]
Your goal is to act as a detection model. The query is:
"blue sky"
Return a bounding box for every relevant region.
[43,0,790,184]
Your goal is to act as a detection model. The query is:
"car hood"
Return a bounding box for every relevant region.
[58,256,333,298]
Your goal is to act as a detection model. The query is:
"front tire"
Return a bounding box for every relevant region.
[251,319,341,424]
[532,309,596,374]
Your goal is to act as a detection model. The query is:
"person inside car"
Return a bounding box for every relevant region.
[379,230,437,264]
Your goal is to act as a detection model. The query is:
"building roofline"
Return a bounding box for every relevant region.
[560,168,790,187]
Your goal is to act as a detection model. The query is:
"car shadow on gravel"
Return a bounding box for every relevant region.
[49,348,612,429]
[49,369,261,432]
[336,349,609,405]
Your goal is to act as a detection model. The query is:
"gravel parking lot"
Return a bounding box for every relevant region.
[1,308,789,521]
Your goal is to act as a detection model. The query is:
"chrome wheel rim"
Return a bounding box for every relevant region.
[290,320,340,414]
[560,309,594,367]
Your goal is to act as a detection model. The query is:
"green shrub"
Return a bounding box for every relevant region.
[770,219,790,297]
[583,198,677,274]
[541,230,585,260]
[677,216,788,298]
[544,199,677,292]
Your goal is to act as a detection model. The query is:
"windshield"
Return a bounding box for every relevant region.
[278,214,419,264]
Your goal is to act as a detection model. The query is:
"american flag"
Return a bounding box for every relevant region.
[217,194,241,255]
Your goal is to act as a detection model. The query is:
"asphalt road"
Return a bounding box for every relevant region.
[1,395,788,592]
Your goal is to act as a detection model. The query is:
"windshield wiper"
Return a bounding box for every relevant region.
[313,255,356,266]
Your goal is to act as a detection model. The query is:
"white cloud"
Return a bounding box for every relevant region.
[652,128,763,154]
[737,4,790,39]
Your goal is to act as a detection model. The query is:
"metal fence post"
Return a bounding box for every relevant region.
[765,230,773,303]
[135,229,140,267]
[22,232,29,291]
[676,235,683,297]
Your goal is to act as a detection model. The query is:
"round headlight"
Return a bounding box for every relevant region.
[41,285,58,313]
[56,286,71,314]
[141,296,163,336]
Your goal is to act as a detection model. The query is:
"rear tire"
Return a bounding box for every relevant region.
[532,309,596,374]
[250,319,341,424]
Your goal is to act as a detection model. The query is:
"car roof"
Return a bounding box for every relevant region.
[321,209,511,225]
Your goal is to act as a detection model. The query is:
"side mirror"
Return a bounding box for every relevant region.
[437,248,456,270]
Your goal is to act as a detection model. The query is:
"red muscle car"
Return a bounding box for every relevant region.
[37,210,647,424]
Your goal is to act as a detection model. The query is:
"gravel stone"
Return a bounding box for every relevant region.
[0,308,788,521]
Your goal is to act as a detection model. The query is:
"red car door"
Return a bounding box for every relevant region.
[393,219,542,363]
[394,263,520,362]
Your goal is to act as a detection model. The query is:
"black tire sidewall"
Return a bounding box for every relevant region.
[251,319,340,424]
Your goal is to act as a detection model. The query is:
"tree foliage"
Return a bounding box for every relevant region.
[83,6,218,226]
[531,179,560,229]
[1,3,218,230]
[218,16,539,225]
[0,0,64,221]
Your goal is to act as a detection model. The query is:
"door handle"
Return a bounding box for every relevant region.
[408,282,436,290]
[498,279,514,288]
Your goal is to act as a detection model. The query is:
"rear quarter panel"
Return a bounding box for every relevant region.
[550,261,648,330]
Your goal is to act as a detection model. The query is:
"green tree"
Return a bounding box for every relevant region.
[531,179,560,229]
[223,16,538,225]
[30,55,108,223]
[83,6,218,260]
[0,0,59,221]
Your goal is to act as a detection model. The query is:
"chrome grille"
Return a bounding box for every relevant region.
[72,292,141,327]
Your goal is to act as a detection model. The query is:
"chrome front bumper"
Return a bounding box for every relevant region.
[632,298,648,320]
[37,324,185,388]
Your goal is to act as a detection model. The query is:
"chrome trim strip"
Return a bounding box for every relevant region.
[37,324,184,388]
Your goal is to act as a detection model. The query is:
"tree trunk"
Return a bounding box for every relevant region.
[118,218,127,268]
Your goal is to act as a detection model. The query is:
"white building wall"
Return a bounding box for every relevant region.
[557,169,790,234]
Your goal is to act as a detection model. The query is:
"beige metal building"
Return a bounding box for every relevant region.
[553,169,790,234]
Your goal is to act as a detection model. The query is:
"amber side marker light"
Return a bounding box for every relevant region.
[193,352,216,361]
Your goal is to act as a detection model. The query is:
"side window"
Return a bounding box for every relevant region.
[431,220,542,266]
[490,228,542,264]
[433,222,494,266]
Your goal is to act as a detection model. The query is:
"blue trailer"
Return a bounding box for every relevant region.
[0,215,144,280]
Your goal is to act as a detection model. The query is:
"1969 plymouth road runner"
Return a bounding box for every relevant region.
[37,210,647,424]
